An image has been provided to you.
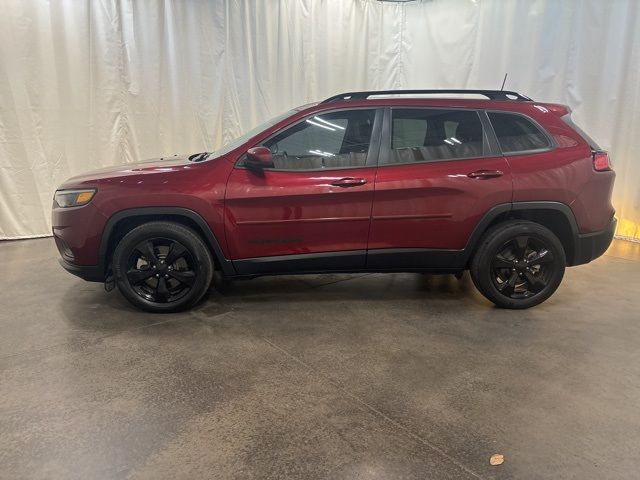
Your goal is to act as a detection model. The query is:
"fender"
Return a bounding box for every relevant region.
[98,207,235,276]
[461,201,580,265]
[511,201,579,232]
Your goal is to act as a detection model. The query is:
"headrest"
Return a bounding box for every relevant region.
[455,121,483,143]
[424,125,447,146]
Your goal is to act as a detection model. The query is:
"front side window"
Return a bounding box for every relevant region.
[488,112,551,153]
[388,109,485,164]
[260,109,376,170]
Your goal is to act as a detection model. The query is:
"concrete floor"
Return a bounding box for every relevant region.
[1,239,639,479]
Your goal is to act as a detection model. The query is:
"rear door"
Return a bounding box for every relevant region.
[225,108,382,274]
[367,107,512,269]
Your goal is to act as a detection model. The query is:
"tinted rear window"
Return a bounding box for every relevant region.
[488,112,551,153]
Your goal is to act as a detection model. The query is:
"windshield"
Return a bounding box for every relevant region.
[208,110,295,159]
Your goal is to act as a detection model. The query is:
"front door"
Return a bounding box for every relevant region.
[225,108,382,274]
[367,107,512,269]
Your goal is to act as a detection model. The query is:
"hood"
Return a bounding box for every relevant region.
[59,154,211,187]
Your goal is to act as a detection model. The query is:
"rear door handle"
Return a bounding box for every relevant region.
[331,177,367,187]
[467,170,504,179]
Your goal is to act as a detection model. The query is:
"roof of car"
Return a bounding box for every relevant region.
[321,89,533,103]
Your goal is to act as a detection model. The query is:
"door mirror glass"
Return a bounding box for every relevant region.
[245,146,273,171]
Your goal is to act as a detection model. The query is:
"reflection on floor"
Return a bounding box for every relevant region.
[607,237,640,261]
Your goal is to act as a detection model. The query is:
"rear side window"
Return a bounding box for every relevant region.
[387,109,485,164]
[488,112,551,153]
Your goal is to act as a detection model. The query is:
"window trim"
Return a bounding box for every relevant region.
[235,107,383,172]
[378,106,499,167]
[485,110,556,156]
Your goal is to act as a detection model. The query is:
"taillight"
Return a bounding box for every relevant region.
[593,151,612,172]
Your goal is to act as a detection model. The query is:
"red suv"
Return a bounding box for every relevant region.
[52,89,616,312]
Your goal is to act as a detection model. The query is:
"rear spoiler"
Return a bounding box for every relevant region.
[536,103,571,116]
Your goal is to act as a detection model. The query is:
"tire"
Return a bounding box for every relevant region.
[112,221,214,312]
[470,220,566,309]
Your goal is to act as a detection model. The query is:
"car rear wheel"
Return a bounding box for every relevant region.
[112,221,214,312]
[470,220,566,309]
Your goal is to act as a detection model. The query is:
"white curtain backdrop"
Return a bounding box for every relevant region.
[1,0,639,240]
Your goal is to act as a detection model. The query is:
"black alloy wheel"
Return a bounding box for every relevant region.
[126,238,197,304]
[112,222,214,312]
[470,220,566,309]
[491,235,554,299]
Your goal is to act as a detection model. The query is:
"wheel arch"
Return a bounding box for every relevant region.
[99,207,235,277]
[463,202,579,266]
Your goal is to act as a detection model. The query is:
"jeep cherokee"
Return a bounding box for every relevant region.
[52,89,616,312]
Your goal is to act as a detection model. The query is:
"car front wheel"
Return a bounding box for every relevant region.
[470,220,566,309]
[112,221,214,312]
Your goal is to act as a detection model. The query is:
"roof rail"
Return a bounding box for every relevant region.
[321,89,533,103]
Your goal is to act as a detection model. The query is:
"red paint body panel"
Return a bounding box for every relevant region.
[53,156,231,265]
[224,167,376,259]
[369,157,512,250]
[501,106,616,233]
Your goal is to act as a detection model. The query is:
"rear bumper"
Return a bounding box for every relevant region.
[571,217,617,266]
[58,258,105,282]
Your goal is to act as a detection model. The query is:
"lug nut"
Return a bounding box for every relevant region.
[155,274,159,278]
[164,274,169,278]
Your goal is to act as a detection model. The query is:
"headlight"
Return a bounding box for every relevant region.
[54,189,96,208]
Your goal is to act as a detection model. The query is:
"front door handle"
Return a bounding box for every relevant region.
[331,177,367,187]
[467,169,504,179]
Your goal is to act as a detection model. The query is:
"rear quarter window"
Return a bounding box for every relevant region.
[488,112,551,154]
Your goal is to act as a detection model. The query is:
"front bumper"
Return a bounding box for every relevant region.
[571,217,617,266]
[52,194,109,282]
[58,258,105,283]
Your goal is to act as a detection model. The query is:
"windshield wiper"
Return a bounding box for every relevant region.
[188,152,210,162]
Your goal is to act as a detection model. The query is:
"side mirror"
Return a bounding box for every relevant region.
[245,146,272,172]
